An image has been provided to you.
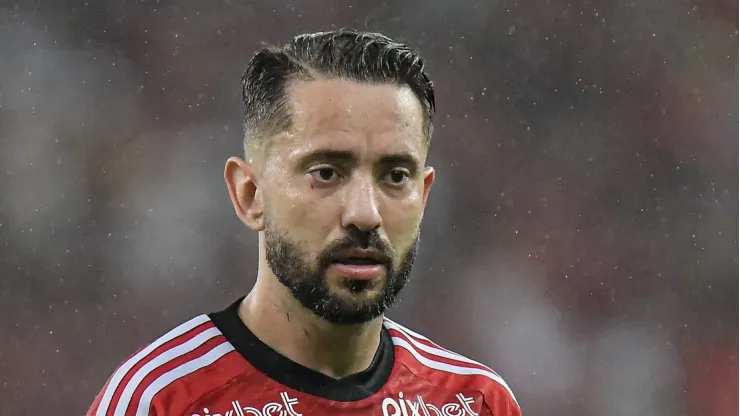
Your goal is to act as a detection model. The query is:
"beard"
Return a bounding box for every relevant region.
[264,216,419,325]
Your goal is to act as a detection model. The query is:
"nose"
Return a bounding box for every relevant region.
[340,175,382,232]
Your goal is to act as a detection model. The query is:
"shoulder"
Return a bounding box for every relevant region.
[383,318,521,415]
[89,314,237,416]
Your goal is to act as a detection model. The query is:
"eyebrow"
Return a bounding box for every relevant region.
[298,149,420,171]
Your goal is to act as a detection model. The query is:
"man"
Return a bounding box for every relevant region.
[87,28,521,416]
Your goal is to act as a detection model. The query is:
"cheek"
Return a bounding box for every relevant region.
[382,197,425,249]
[268,187,337,245]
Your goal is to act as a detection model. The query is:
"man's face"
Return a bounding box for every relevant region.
[257,78,433,325]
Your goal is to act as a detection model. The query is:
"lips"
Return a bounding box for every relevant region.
[331,248,388,265]
[336,257,381,265]
[329,250,388,280]
[330,262,385,280]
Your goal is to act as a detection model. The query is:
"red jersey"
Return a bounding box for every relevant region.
[87,298,521,416]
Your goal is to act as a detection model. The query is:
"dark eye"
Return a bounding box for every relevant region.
[385,169,410,185]
[310,166,340,182]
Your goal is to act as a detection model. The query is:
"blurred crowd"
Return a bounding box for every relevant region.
[0,1,736,415]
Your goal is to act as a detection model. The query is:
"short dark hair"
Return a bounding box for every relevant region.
[240,28,435,154]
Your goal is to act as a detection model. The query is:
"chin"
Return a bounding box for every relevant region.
[335,276,382,293]
[330,286,383,307]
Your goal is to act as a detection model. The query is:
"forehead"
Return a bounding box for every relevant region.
[274,78,426,159]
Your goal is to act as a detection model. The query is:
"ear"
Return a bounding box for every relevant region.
[224,156,265,231]
[421,166,435,208]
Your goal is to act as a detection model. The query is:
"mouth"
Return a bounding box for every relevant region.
[329,250,388,280]
[335,257,383,265]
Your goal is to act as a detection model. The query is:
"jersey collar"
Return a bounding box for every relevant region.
[208,297,395,401]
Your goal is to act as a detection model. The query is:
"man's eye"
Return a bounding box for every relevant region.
[309,167,340,182]
[385,169,410,185]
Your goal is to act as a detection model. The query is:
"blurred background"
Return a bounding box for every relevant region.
[0,1,737,415]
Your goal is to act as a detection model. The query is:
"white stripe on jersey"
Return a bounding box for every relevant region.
[386,323,518,405]
[96,315,211,416]
[114,327,222,416]
[135,342,235,416]
[385,318,479,362]
[385,319,494,370]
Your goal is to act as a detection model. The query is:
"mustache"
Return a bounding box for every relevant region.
[318,227,393,265]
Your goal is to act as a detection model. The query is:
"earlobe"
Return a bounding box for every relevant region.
[224,157,265,231]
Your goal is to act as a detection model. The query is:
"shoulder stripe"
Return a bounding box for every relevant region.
[135,341,235,416]
[113,326,222,416]
[391,336,518,405]
[383,318,430,341]
[95,314,210,416]
[385,319,496,373]
[385,319,467,359]
[384,319,518,405]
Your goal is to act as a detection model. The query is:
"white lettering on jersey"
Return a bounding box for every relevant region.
[192,391,301,416]
[382,391,479,416]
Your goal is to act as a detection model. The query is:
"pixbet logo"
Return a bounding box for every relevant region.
[191,392,302,416]
[382,392,479,416]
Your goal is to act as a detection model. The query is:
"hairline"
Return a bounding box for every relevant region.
[244,75,431,162]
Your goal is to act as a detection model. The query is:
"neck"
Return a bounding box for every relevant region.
[238,274,383,379]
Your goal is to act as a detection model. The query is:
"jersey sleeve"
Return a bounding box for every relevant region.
[85,346,160,416]
[85,380,159,416]
[86,315,228,416]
